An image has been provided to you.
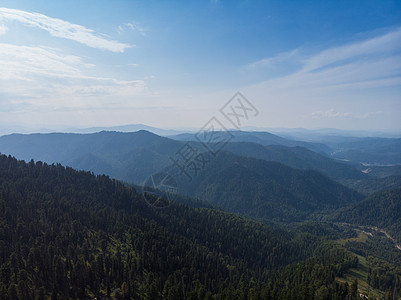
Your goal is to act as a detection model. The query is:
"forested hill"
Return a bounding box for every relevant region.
[0,130,366,185]
[0,131,181,183]
[169,130,330,153]
[330,188,401,241]
[175,152,364,222]
[223,143,366,181]
[0,131,365,223]
[0,154,365,299]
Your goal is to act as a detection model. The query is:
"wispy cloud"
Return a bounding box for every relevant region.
[302,28,401,73]
[247,49,300,69]
[0,24,7,35]
[0,43,82,80]
[247,27,401,93]
[0,43,146,112]
[117,22,147,36]
[241,27,401,129]
[310,109,382,119]
[311,109,352,118]
[125,22,147,36]
[117,25,124,35]
[0,7,132,52]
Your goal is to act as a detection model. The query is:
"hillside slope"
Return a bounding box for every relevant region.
[330,188,401,241]
[223,142,366,181]
[170,130,331,153]
[0,130,365,183]
[0,131,181,183]
[0,154,371,299]
[173,152,364,222]
[0,154,309,298]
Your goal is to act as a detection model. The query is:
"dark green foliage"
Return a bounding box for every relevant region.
[256,243,360,299]
[0,154,369,299]
[342,175,401,195]
[330,188,401,241]
[365,165,401,178]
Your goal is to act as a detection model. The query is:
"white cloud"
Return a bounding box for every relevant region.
[0,43,146,112]
[247,27,401,93]
[0,43,83,80]
[248,27,401,81]
[302,28,401,72]
[311,109,352,118]
[0,24,7,35]
[247,49,300,69]
[126,22,147,36]
[310,109,382,119]
[240,28,401,129]
[0,7,132,52]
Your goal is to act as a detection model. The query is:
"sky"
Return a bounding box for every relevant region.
[0,0,400,133]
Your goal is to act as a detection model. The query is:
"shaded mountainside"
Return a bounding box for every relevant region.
[173,152,364,222]
[0,131,181,183]
[329,188,401,241]
[362,164,401,178]
[170,130,331,154]
[0,130,365,183]
[223,142,366,181]
[342,175,401,196]
[276,134,401,165]
[326,136,401,165]
[0,130,366,223]
[0,154,368,299]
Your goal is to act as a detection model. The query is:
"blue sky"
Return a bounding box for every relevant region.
[0,0,400,133]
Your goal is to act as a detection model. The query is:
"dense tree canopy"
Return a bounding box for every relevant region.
[0,154,399,299]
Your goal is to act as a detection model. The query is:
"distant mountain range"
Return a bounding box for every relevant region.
[223,142,366,181]
[0,123,187,136]
[2,124,400,164]
[0,131,181,183]
[4,123,399,137]
[326,136,401,165]
[268,127,401,139]
[0,129,368,222]
[170,130,331,154]
[0,130,367,184]
[170,130,401,165]
[0,129,399,222]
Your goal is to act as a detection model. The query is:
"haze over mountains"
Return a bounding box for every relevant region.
[0,127,401,178]
[1,127,400,222]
